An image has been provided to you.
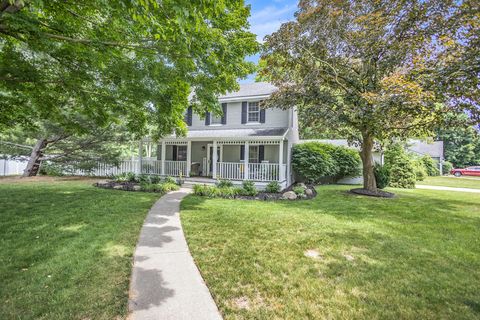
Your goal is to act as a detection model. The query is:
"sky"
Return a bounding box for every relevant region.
[242,0,297,83]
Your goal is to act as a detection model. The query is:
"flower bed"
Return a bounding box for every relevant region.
[193,180,317,201]
[94,173,180,193]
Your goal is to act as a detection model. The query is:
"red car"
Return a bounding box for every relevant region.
[450,166,480,177]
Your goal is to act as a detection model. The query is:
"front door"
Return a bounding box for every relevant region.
[206,144,222,176]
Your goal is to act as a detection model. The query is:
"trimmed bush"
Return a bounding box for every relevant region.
[292,143,336,183]
[217,179,234,188]
[192,184,240,198]
[374,163,390,189]
[384,144,416,188]
[331,146,362,178]
[265,181,281,193]
[412,158,428,181]
[421,155,440,176]
[140,181,179,193]
[292,142,361,183]
[240,180,258,196]
[164,176,177,184]
[442,161,453,175]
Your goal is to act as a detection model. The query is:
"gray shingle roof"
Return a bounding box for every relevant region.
[219,82,277,99]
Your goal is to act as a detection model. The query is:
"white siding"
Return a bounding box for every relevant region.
[188,101,290,130]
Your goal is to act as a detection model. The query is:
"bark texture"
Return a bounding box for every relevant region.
[360,133,377,191]
[23,138,48,177]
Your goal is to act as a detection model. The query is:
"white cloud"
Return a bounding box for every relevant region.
[249,3,296,43]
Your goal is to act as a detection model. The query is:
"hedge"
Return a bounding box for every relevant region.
[292,142,361,184]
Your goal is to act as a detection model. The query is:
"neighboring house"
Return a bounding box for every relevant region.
[142,82,299,188]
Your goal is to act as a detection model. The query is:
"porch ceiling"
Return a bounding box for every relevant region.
[163,128,288,141]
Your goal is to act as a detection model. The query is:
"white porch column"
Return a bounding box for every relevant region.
[212,140,218,179]
[186,141,192,177]
[244,141,249,180]
[161,141,166,176]
[278,140,285,181]
[138,140,143,174]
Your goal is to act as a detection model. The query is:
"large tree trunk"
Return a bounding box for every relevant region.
[23,138,48,177]
[359,133,377,191]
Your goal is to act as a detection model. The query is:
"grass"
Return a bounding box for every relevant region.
[0,178,159,319]
[417,175,480,189]
[181,185,480,319]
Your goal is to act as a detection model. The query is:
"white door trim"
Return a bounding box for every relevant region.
[206,143,223,176]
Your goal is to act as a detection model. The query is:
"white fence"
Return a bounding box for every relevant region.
[0,159,27,176]
[73,159,188,177]
[216,162,286,182]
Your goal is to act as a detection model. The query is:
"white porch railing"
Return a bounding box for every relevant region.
[164,160,187,177]
[216,162,286,182]
[216,162,244,180]
[140,160,162,174]
[74,160,140,176]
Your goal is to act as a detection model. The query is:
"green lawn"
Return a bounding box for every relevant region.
[181,185,480,319]
[0,178,159,319]
[418,176,480,189]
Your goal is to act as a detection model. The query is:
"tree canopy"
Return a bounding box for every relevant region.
[0,0,259,137]
[260,0,479,192]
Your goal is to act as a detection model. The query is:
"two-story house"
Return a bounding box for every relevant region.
[141,82,299,189]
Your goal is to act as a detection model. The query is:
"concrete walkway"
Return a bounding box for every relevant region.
[417,185,480,193]
[128,188,222,320]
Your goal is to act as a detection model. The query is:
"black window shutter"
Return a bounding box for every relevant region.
[259,145,265,162]
[221,103,227,125]
[241,102,247,124]
[172,145,177,161]
[260,108,266,123]
[205,112,210,125]
[240,145,245,160]
[186,106,193,126]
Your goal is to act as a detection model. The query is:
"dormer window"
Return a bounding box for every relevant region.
[248,102,260,122]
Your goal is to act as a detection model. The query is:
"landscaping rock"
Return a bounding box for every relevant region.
[295,183,307,189]
[305,188,314,197]
[133,185,141,191]
[282,191,297,200]
[113,185,124,190]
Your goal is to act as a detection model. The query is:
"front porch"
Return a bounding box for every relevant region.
[139,138,288,185]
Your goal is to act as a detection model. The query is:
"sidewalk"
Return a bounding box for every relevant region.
[416,185,480,193]
[128,188,222,320]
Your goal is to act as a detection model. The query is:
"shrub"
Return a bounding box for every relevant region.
[114,172,129,182]
[265,181,281,193]
[240,180,258,196]
[155,182,179,193]
[384,143,416,188]
[331,146,362,178]
[292,142,361,183]
[374,163,390,189]
[412,158,428,181]
[217,179,233,188]
[39,162,64,176]
[149,175,162,184]
[137,174,151,183]
[442,161,453,175]
[293,186,306,196]
[421,155,440,176]
[140,182,156,192]
[292,143,336,183]
[193,184,240,198]
[164,176,177,184]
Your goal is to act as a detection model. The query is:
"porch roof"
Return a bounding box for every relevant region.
[165,128,288,140]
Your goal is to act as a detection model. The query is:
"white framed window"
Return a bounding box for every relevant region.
[210,114,222,125]
[248,102,260,123]
[249,146,259,163]
[177,145,187,161]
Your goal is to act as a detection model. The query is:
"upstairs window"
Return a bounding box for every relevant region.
[210,114,222,125]
[248,102,260,122]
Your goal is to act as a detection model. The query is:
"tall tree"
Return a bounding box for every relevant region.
[260,0,479,193]
[0,0,258,175]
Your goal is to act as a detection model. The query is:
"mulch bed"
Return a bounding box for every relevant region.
[94,181,143,192]
[349,188,395,198]
[235,184,318,201]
